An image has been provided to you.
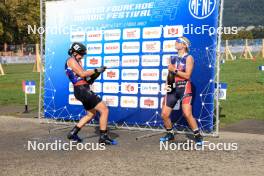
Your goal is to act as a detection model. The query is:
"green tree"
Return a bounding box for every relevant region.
[0,22,3,37]
[0,0,40,44]
[251,28,264,39]
[222,30,254,40]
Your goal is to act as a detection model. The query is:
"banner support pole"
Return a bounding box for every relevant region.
[38,0,44,119]
[24,92,29,113]
[215,0,224,136]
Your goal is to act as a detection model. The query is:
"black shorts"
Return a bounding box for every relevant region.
[74,84,102,110]
[164,81,193,108]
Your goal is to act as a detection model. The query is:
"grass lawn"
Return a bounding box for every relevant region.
[220,57,264,125]
[0,58,263,125]
[0,64,40,111]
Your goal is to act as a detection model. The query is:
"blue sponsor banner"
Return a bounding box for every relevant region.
[45,0,219,132]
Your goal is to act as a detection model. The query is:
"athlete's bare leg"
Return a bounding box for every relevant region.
[93,101,117,145]
[76,109,96,128]
[181,104,198,130]
[160,99,175,141]
[94,101,109,131]
[182,103,203,144]
[161,104,173,129]
[67,109,96,142]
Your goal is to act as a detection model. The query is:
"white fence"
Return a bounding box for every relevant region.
[0,55,36,64]
[221,39,263,54]
[0,44,37,64]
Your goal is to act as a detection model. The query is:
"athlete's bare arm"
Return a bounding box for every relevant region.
[67,58,95,78]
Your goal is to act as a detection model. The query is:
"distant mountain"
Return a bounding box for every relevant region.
[223,0,264,27]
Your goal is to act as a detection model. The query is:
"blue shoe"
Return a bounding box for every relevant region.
[67,133,83,143]
[160,132,175,142]
[194,133,204,146]
[99,134,118,145]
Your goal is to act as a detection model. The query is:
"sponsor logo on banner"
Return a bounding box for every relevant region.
[103,69,119,80]
[120,96,138,108]
[90,82,102,93]
[121,82,138,94]
[140,97,158,109]
[103,96,118,107]
[104,56,120,67]
[162,69,168,81]
[142,41,160,53]
[162,54,177,66]
[103,82,119,93]
[122,42,140,53]
[70,31,85,42]
[163,25,183,38]
[163,40,177,52]
[141,69,160,80]
[141,55,160,67]
[122,55,140,67]
[104,43,120,54]
[87,43,102,54]
[140,83,160,95]
[161,83,167,95]
[69,83,74,92]
[143,27,162,39]
[69,94,82,105]
[87,31,102,41]
[123,28,140,40]
[104,29,121,41]
[122,69,139,80]
[189,0,216,19]
[86,56,102,67]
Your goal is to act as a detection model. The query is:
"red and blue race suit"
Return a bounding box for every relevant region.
[164,54,193,108]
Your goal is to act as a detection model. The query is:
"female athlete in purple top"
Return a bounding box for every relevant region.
[65,42,117,145]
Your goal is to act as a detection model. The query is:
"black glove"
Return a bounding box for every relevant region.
[167,71,175,85]
[86,72,100,84]
[95,66,107,73]
[86,66,107,84]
